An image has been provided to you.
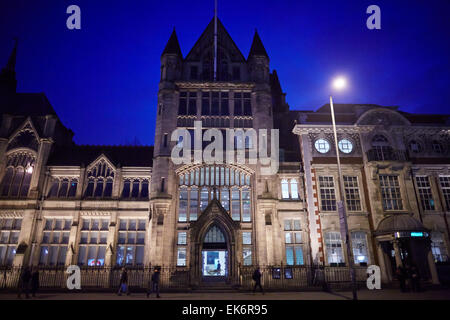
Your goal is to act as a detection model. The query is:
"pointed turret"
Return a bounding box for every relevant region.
[248,30,269,59]
[161,28,182,58]
[0,39,18,94]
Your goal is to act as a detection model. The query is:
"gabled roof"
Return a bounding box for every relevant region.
[47,145,154,167]
[248,30,269,59]
[0,92,57,116]
[161,28,183,58]
[184,17,246,62]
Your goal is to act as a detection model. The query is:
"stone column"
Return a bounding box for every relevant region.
[393,240,403,268]
[376,241,391,283]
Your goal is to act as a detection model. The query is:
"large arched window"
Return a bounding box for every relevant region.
[0,152,35,198]
[84,160,115,198]
[177,165,252,222]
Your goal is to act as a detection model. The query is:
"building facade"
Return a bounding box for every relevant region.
[0,18,449,288]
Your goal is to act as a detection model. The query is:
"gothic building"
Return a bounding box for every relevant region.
[0,17,449,288]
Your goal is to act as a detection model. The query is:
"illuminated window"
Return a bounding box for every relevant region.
[351,231,369,265]
[416,176,435,211]
[431,232,449,262]
[315,139,330,154]
[0,152,35,198]
[281,179,289,199]
[116,219,146,266]
[84,160,115,198]
[78,218,109,267]
[325,232,344,265]
[284,220,303,265]
[409,140,422,153]
[338,139,353,154]
[177,247,187,266]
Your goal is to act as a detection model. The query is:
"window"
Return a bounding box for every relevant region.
[371,135,391,160]
[78,218,109,267]
[84,161,114,198]
[116,219,146,266]
[416,176,435,211]
[281,179,300,200]
[379,175,403,211]
[439,176,450,210]
[351,231,369,265]
[177,247,187,266]
[409,140,422,153]
[432,141,443,154]
[319,176,336,211]
[178,91,197,116]
[325,232,344,265]
[344,176,361,211]
[121,179,149,199]
[39,219,71,266]
[0,218,22,266]
[242,231,252,265]
[48,178,78,198]
[284,220,303,265]
[178,232,187,245]
[338,139,353,154]
[431,232,448,262]
[201,91,229,116]
[315,139,330,154]
[0,152,35,198]
[234,92,252,116]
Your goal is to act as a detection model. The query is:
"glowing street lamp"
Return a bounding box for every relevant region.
[329,76,358,300]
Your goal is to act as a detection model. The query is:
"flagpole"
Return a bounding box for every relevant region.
[214,0,218,81]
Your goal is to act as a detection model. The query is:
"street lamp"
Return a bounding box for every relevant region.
[329,76,358,300]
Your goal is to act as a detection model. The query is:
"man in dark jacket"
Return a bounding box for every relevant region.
[147,268,161,298]
[395,266,407,292]
[117,268,130,296]
[252,267,264,295]
[410,265,421,292]
[30,267,40,298]
[17,266,31,299]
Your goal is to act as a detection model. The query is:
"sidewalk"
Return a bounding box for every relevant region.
[1,288,450,300]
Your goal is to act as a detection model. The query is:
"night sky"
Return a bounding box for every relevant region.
[0,0,449,146]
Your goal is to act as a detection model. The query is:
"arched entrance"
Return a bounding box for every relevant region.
[201,225,229,282]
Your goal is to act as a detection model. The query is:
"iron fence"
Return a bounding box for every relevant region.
[0,265,368,292]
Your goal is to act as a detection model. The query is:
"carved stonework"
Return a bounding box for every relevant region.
[7,124,39,152]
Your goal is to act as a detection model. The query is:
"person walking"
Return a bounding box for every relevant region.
[147,268,161,298]
[395,266,406,292]
[17,266,31,299]
[252,267,264,295]
[117,267,130,296]
[30,266,40,298]
[410,265,421,292]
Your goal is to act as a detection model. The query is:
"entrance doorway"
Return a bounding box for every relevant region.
[201,225,229,282]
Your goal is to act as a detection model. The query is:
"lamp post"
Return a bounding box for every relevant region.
[330,77,358,300]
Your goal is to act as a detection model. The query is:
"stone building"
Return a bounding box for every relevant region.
[0,17,449,288]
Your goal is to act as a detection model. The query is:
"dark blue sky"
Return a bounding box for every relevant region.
[0,0,449,146]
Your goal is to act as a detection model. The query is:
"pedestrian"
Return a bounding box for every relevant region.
[147,268,161,298]
[395,266,406,292]
[404,264,412,291]
[252,267,264,295]
[31,266,40,298]
[17,266,31,299]
[117,267,130,296]
[410,265,421,292]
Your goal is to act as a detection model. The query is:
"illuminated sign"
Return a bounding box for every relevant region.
[394,231,428,238]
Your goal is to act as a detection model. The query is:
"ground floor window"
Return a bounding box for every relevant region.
[325,232,344,265]
[0,218,21,266]
[285,246,304,265]
[351,231,369,265]
[177,247,187,266]
[78,245,106,266]
[431,231,449,262]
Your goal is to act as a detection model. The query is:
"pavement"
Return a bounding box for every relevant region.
[1,288,450,300]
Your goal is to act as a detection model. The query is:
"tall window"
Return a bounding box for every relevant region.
[379,175,403,211]
[319,176,337,211]
[284,220,303,265]
[84,160,115,198]
[121,179,149,199]
[78,218,109,266]
[202,91,229,116]
[177,247,187,266]
[351,231,369,265]
[178,166,252,222]
[431,231,448,262]
[325,232,344,265]
[0,152,35,198]
[233,92,252,116]
[117,219,146,266]
[242,231,252,266]
[39,219,71,266]
[179,91,197,116]
[48,178,78,198]
[344,176,361,211]
[372,135,391,160]
[281,179,300,200]
[416,176,435,211]
[439,176,450,210]
[0,218,21,266]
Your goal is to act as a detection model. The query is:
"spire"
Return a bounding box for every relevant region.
[161,28,182,58]
[0,38,18,94]
[248,30,269,59]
